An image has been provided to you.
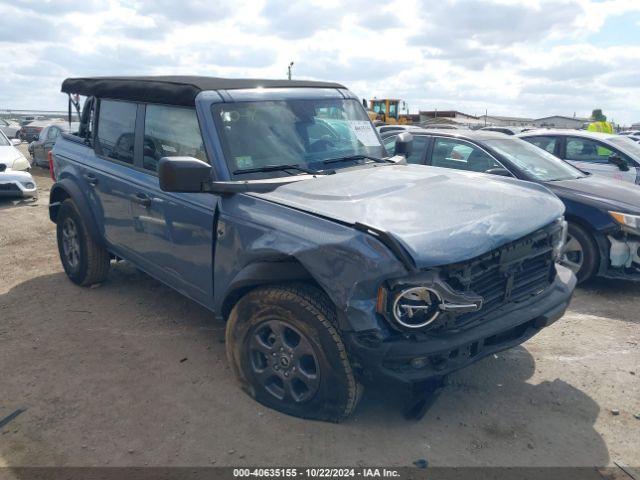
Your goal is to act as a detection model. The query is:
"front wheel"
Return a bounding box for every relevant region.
[226,285,361,422]
[56,199,110,286]
[561,222,599,283]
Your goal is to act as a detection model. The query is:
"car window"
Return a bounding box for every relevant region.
[383,135,428,164]
[0,131,9,146]
[565,137,613,163]
[97,99,137,164]
[143,105,206,172]
[524,136,557,154]
[431,138,501,172]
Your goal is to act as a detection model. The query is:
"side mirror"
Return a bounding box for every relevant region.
[10,138,21,146]
[158,156,211,192]
[485,167,512,177]
[608,154,629,171]
[394,132,413,157]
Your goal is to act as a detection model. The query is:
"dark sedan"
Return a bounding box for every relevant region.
[19,120,49,142]
[30,122,79,167]
[380,126,640,283]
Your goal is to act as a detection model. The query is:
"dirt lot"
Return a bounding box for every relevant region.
[1,144,639,469]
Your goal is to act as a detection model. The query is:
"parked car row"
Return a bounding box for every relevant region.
[380,126,640,284]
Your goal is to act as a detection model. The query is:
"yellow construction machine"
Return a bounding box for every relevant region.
[364,98,414,124]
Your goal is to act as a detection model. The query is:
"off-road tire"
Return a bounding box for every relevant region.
[567,222,599,284]
[226,284,361,422]
[56,199,110,286]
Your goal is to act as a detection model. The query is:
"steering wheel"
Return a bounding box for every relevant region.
[309,137,336,153]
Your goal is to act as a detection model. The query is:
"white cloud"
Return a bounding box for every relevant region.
[0,0,639,124]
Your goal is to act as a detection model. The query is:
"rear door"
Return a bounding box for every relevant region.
[562,136,638,183]
[90,99,142,261]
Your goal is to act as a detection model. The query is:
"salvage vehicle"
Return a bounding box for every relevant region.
[30,121,79,167]
[381,126,640,283]
[0,166,37,198]
[0,130,31,172]
[518,130,640,185]
[50,76,575,421]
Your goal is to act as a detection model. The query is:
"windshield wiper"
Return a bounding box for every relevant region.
[322,154,393,166]
[233,164,330,176]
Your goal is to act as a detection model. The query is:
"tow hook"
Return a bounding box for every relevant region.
[403,376,448,420]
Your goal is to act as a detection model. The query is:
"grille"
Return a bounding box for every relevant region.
[0,183,20,191]
[443,223,560,326]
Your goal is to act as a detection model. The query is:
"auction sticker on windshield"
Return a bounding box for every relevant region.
[348,120,380,146]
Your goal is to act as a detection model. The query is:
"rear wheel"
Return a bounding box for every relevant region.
[56,199,110,286]
[226,284,361,422]
[561,222,599,283]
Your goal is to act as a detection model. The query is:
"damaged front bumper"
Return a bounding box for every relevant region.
[0,169,37,198]
[593,230,640,281]
[346,265,576,385]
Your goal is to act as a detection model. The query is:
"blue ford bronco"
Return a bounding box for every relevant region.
[50,76,576,421]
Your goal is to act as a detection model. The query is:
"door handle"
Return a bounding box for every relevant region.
[83,173,98,186]
[131,192,152,208]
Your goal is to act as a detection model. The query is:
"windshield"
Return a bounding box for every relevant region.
[609,136,640,158]
[213,98,385,179]
[0,131,10,146]
[485,138,585,181]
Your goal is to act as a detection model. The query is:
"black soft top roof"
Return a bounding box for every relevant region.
[61,76,346,107]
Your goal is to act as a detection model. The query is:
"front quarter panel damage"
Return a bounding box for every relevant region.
[213,194,407,331]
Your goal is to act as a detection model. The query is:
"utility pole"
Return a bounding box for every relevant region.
[287,62,294,80]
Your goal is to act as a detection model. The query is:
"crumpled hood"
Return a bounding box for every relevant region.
[0,145,23,168]
[253,164,564,268]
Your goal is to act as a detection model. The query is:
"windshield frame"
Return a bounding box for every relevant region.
[211,97,386,181]
[483,137,586,182]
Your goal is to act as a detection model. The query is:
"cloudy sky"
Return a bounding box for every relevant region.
[1,0,639,124]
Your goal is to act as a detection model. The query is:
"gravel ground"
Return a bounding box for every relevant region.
[1,144,639,470]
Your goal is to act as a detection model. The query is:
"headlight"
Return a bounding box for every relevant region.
[392,287,442,329]
[553,219,568,260]
[12,156,30,171]
[609,211,640,232]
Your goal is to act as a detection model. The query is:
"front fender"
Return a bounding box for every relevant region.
[213,194,408,331]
